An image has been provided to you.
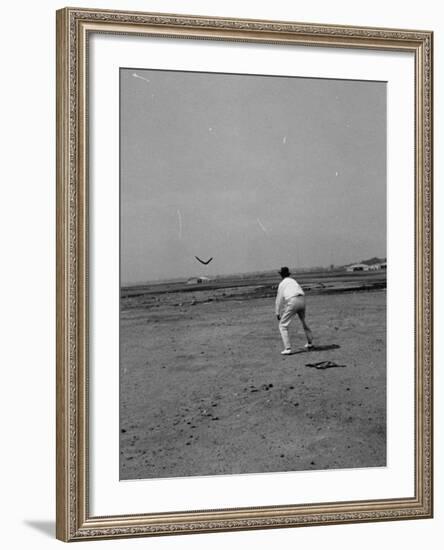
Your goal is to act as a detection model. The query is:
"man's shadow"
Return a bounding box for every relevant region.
[291,344,340,355]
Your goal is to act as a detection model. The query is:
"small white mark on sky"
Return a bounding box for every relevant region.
[208,127,213,132]
[335,171,339,177]
[177,209,183,239]
[282,136,287,144]
[256,218,268,234]
[132,72,150,84]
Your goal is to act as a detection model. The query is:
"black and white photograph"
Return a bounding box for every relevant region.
[119,68,387,481]
[2,0,440,545]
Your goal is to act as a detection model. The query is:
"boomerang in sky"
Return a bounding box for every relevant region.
[195,256,213,265]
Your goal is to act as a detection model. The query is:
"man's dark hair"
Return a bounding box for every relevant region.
[278,266,290,278]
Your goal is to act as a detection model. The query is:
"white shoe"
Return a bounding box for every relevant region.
[304,343,314,350]
[281,349,292,355]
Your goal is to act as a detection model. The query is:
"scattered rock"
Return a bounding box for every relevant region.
[306,361,346,370]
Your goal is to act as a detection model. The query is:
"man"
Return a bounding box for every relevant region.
[275,267,313,355]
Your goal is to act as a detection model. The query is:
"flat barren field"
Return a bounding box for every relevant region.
[120,272,386,480]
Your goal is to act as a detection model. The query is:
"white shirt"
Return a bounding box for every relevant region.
[275,277,304,315]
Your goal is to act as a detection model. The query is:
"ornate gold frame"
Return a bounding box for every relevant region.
[56,7,433,542]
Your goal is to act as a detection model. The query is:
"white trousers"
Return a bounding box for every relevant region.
[279,295,305,349]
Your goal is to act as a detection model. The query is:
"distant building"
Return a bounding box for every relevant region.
[345,257,387,272]
[346,263,370,272]
[186,276,210,284]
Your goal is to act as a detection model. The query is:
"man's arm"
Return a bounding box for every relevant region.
[275,284,283,317]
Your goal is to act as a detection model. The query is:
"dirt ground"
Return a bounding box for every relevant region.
[120,284,386,480]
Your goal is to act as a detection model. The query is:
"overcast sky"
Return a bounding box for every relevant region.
[120,68,386,285]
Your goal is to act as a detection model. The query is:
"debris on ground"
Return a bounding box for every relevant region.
[246,383,274,393]
[305,361,346,370]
